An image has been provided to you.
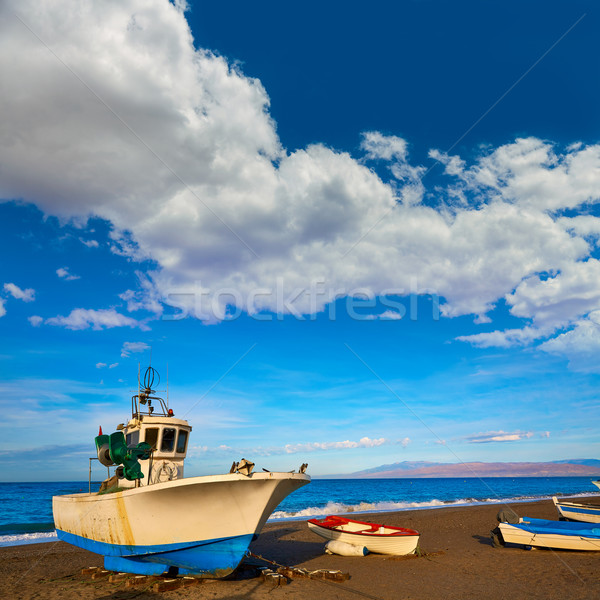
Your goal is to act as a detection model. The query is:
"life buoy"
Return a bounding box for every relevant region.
[151,461,178,483]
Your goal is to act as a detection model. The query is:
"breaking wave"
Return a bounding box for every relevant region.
[0,531,58,547]
[268,492,599,521]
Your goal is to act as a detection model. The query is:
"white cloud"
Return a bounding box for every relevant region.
[56,267,80,281]
[429,149,466,177]
[45,308,143,330]
[0,298,5,318]
[109,362,118,369]
[466,430,534,444]
[193,436,393,457]
[379,310,403,320]
[28,315,43,326]
[539,313,600,373]
[458,260,600,358]
[448,137,600,212]
[119,272,163,314]
[121,341,150,358]
[3,283,35,302]
[2,1,600,365]
[456,326,545,349]
[365,310,403,321]
[79,238,99,248]
[399,437,410,447]
[558,215,600,241]
[284,437,389,454]
[96,362,107,369]
[507,260,600,329]
[361,131,408,162]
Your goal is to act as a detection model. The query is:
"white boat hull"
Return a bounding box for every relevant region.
[498,518,600,551]
[307,522,419,555]
[53,472,309,577]
[552,496,600,524]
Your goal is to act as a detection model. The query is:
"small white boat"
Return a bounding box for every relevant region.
[553,496,600,523]
[53,366,310,577]
[307,515,420,555]
[497,517,600,551]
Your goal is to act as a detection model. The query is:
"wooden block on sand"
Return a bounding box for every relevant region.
[153,577,199,592]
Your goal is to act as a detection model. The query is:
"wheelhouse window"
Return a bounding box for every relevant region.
[161,428,176,452]
[176,429,188,454]
[144,428,159,450]
[126,430,139,447]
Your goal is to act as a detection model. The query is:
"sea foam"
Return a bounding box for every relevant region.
[267,492,599,522]
[0,531,58,547]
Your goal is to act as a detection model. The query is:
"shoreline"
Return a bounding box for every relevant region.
[3,497,600,599]
[270,490,600,521]
[3,491,600,548]
[0,492,600,549]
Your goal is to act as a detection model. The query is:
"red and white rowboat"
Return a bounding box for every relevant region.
[307,515,420,555]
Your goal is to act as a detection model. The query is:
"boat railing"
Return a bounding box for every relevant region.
[89,457,111,494]
[131,365,170,418]
[131,391,170,418]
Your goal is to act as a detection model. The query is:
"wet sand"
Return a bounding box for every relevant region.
[2,497,600,600]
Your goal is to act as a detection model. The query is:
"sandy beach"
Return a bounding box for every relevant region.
[2,497,599,600]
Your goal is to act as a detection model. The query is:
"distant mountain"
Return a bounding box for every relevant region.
[333,459,600,478]
[549,459,600,466]
[356,461,446,474]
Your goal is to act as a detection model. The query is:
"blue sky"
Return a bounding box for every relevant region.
[1,0,600,481]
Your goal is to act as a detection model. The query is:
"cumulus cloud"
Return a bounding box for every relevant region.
[361,131,408,162]
[28,315,43,326]
[365,310,404,321]
[456,326,545,349]
[56,267,80,281]
[45,308,144,330]
[193,436,394,457]
[121,341,150,357]
[284,437,389,454]
[95,362,118,369]
[3,283,35,302]
[466,431,534,444]
[458,259,600,352]
[0,298,5,318]
[79,238,99,248]
[3,1,600,365]
[119,273,163,314]
[538,313,600,372]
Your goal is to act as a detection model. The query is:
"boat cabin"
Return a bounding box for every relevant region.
[98,366,193,490]
[123,414,192,485]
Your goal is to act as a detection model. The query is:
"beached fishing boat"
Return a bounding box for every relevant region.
[307,515,420,555]
[52,366,310,578]
[496,516,600,551]
[552,496,600,523]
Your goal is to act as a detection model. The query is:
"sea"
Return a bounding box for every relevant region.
[1,477,599,547]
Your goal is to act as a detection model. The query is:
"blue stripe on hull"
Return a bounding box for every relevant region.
[56,529,253,577]
[559,504,600,516]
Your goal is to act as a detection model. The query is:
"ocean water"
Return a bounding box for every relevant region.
[1,477,598,547]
